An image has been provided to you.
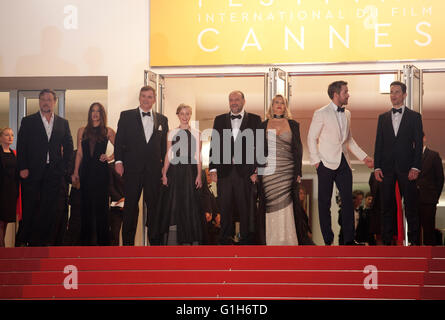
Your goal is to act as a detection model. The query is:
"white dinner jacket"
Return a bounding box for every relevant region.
[307,102,367,170]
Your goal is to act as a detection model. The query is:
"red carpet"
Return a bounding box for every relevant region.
[0,246,444,300]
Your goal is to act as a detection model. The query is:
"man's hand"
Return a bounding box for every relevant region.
[408,169,419,181]
[115,162,124,177]
[99,154,109,162]
[364,156,374,169]
[210,171,217,183]
[20,169,29,179]
[314,162,320,169]
[374,169,384,182]
[250,173,258,184]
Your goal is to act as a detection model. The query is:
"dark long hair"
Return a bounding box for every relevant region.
[82,102,107,142]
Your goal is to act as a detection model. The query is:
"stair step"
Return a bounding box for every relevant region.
[0,257,429,272]
[0,270,427,286]
[0,283,422,300]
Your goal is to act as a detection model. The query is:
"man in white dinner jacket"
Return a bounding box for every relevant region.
[307,80,374,245]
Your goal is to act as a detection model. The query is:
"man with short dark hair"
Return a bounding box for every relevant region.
[374,81,423,245]
[416,133,444,245]
[17,89,73,246]
[114,86,168,245]
[308,81,373,245]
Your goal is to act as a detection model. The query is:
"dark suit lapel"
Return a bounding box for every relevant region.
[152,110,158,132]
[422,147,429,162]
[49,115,60,144]
[134,108,147,144]
[225,113,231,130]
[423,148,434,170]
[239,112,249,131]
[34,112,50,142]
[396,108,411,138]
[384,111,396,139]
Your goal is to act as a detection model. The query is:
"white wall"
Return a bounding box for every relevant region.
[0,0,149,130]
[1,0,150,246]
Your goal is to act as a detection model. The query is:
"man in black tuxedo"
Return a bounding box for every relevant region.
[16,89,73,247]
[374,81,423,245]
[114,86,168,245]
[209,90,262,245]
[416,133,444,245]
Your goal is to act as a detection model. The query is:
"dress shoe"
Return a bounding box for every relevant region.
[345,240,364,246]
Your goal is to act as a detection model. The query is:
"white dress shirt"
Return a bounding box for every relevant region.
[139,107,154,143]
[331,103,346,141]
[391,106,405,136]
[40,111,54,163]
[210,110,245,173]
[230,109,245,140]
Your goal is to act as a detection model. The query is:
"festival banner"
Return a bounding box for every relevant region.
[150,0,445,66]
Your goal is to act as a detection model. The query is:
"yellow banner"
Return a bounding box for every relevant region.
[150,0,445,66]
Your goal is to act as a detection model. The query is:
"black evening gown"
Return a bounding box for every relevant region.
[156,129,203,244]
[80,134,110,245]
[0,151,19,223]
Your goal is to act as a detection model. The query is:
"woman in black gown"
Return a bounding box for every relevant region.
[157,104,203,245]
[72,103,115,245]
[0,128,20,247]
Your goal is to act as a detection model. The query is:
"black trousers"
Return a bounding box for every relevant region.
[20,168,64,247]
[122,171,160,246]
[381,169,420,245]
[317,154,354,245]
[217,168,255,244]
[418,203,437,245]
[109,207,123,246]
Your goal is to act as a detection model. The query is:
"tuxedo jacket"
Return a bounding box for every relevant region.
[209,111,262,179]
[258,119,303,178]
[108,162,125,202]
[416,147,444,204]
[374,107,423,173]
[307,102,367,170]
[114,107,168,175]
[17,112,73,181]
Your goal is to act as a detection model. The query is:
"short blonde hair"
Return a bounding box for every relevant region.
[176,103,192,115]
[0,127,13,136]
[266,94,292,120]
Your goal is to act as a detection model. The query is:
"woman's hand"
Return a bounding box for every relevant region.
[195,175,202,189]
[71,172,79,184]
[162,175,168,186]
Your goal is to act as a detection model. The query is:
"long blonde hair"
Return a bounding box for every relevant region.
[265,94,292,120]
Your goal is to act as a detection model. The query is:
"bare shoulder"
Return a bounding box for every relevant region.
[107,127,116,136]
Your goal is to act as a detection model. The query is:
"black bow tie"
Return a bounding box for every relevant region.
[142,111,151,117]
[273,114,285,119]
[392,108,402,114]
[231,114,242,120]
[337,106,345,113]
